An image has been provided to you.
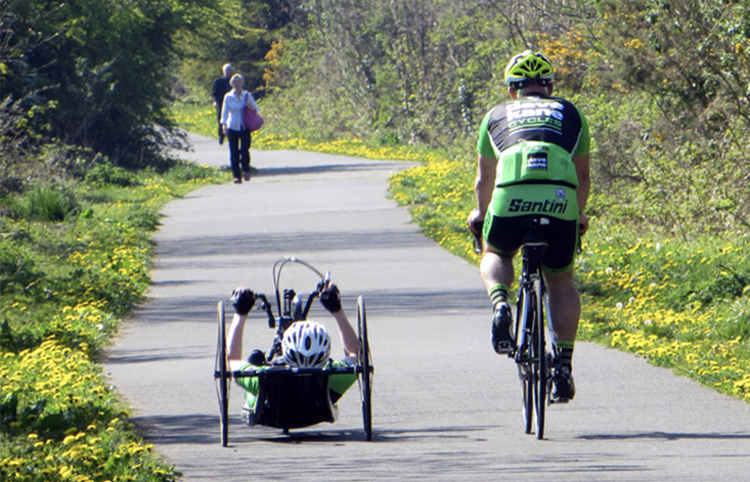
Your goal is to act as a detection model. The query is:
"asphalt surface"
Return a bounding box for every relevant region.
[104,133,750,481]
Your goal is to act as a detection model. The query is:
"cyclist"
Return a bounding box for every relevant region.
[467,50,591,403]
[226,282,360,413]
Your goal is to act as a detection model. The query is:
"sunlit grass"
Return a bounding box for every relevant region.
[171,101,442,163]
[0,161,222,481]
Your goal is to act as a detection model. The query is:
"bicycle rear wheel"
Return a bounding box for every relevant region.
[532,277,547,440]
[516,287,534,435]
[356,296,373,441]
[215,301,230,447]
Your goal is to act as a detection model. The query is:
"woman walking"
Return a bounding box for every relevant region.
[221,74,260,183]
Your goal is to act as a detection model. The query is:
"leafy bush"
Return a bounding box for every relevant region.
[85,164,139,187]
[7,186,79,223]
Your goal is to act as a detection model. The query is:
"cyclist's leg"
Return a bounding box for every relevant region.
[482,214,522,353]
[539,216,579,343]
[544,269,578,401]
[540,215,579,401]
[480,250,516,354]
[481,212,523,295]
[544,269,580,343]
[479,249,514,294]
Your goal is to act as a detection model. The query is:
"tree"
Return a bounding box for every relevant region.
[1,0,222,173]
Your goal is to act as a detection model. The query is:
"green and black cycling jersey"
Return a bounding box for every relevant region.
[477,94,590,190]
[477,93,591,272]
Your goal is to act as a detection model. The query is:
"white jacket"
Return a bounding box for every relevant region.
[221,90,260,131]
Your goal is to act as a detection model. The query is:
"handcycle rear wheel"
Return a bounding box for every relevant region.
[356,295,373,441]
[215,301,230,447]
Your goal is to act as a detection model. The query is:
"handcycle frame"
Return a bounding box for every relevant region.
[214,257,373,446]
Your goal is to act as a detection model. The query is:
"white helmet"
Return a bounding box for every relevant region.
[282,321,331,368]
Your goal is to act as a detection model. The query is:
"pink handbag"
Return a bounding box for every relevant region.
[243,93,264,132]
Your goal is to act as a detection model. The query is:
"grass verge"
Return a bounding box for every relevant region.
[1,161,224,481]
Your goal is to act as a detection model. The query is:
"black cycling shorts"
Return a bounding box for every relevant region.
[484,214,579,273]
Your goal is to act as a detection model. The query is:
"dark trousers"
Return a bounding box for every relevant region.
[226,128,251,178]
[216,107,224,142]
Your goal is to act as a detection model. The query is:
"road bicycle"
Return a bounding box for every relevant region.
[473,217,555,439]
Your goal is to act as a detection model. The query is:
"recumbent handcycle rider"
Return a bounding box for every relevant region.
[226,280,360,418]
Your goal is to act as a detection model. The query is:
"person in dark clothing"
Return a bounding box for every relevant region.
[212,63,234,145]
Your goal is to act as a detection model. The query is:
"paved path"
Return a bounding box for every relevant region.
[105,133,750,481]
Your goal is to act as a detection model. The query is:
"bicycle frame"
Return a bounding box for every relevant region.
[512,217,552,439]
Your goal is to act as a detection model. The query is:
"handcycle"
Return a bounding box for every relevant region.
[473,217,555,439]
[214,257,374,446]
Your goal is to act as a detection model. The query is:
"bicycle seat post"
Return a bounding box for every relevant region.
[520,217,550,275]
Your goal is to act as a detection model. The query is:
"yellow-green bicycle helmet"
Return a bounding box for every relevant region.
[504,50,554,85]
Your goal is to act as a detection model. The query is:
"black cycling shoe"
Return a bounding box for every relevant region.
[551,363,575,403]
[491,303,514,355]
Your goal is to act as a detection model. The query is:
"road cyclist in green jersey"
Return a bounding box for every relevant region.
[467,50,592,403]
[226,283,359,413]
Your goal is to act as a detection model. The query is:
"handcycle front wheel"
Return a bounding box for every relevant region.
[356,295,373,441]
[215,301,230,447]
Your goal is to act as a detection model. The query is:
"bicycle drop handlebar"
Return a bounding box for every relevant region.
[471,220,484,255]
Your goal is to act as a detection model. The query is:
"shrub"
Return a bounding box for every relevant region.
[85,164,139,187]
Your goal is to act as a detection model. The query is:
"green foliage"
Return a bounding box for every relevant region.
[1,0,219,174]
[582,0,750,234]
[4,186,79,223]
[85,164,139,187]
[243,0,750,237]
[176,0,295,102]
[0,164,223,480]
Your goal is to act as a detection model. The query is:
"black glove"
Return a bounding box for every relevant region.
[319,283,342,313]
[230,288,255,315]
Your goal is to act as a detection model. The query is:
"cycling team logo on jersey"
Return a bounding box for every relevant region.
[508,197,568,214]
[506,100,565,132]
[526,148,549,171]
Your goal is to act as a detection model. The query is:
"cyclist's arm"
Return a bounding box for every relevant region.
[469,153,497,229]
[227,313,248,371]
[469,111,497,230]
[573,153,591,235]
[331,309,359,362]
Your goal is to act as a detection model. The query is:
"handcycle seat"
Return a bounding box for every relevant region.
[239,365,357,430]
